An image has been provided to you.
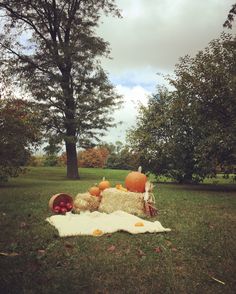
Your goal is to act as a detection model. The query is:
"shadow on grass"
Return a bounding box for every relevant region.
[155,181,236,193]
[0,177,70,189]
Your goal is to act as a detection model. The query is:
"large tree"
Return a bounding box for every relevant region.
[0,0,122,179]
[128,34,236,183]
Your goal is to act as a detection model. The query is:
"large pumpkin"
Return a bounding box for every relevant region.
[125,167,147,193]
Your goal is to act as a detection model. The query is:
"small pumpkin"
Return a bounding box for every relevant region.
[98,177,110,191]
[134,222,144,227]
[89,186,101,197]
[92,229,103,236]
[125,166,147,193]
[115,183,127,192]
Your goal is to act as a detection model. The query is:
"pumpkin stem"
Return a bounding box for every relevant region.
[138,166,142,173]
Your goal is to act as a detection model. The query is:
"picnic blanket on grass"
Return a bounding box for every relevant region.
[46,210,171,237]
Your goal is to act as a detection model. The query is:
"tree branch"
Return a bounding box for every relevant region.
[0,3,50,48]
[0,41,54,76]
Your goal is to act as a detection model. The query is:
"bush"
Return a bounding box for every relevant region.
[78,147,109,168]
[43,155,59,167]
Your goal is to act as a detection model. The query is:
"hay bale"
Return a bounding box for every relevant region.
[73,193,100,213]
[98,188,145,217]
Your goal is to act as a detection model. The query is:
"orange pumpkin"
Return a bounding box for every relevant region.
[125,166,147,193]
[89,186,101,197]
[98,177,110,191]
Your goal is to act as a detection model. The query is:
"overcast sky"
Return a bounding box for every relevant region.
[98,0,235,144]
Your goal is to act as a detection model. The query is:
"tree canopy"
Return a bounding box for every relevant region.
[0,97,43,182]
[224,3,236,29]
[0,0,122,179]
[128,34,236,183]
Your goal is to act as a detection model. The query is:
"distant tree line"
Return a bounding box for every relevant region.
[28,141,141,171]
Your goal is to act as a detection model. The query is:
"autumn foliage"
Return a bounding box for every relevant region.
[0,98,42,181]
[78,147,109,168]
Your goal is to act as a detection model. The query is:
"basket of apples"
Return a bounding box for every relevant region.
[49,193,74,214]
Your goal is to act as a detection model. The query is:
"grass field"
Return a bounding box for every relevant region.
[0,167,235,294]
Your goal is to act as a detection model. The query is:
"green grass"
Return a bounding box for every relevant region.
[0,167,235,294]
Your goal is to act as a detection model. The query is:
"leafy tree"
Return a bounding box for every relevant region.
[170,34,236,177]
[0,0,122,179]
[43,137,62,156]
[128,34,236,183]
[43,136,62,166]
[223,3,236,28]
[0,98,42,181]
[127,88,191,181]
[106,141,141,170]
[78,147,109,168]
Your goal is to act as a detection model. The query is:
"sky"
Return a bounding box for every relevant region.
[98,0,235,144]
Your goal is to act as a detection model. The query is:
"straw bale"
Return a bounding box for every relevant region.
[98,188,145,217]
[73,192,100,213]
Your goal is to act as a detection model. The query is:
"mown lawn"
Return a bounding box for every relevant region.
[0,167,235,294]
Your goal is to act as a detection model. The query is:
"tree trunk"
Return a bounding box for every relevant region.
[61,68,79,179]
[65,140,79,179]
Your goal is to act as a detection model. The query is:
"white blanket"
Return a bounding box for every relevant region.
[46,210,171,237]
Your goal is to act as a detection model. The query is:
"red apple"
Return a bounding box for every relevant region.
[66,202,73,211]
[54,205,61,213]
[59,201,66,207]
[60,207,67,214]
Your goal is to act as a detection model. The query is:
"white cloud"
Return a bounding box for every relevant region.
[98,0,235,144]
[99,0,235,73]
[102,85,150,143]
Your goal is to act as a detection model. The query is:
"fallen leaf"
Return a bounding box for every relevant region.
[137,249,146,257]
[176,266,185,273]
[154,247,162,253]
[0,252,20,257]
[125,248,131,254]
[107,245,116,252]
[37,250,46,256]
[166,240,172,247]
[20,222,28,229]
[64,242,74,249]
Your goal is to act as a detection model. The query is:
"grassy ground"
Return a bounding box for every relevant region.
[0,167,235,294]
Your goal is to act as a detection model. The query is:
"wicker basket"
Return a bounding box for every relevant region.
[49,193,73,213]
